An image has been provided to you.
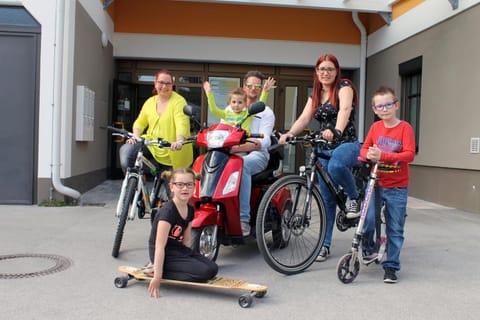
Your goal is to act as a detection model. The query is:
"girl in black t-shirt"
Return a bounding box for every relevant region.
[148,168,218,298]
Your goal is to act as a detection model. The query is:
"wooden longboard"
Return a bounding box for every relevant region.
[115,265,268,308]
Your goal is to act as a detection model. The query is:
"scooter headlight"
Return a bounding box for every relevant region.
[206,130,229,148]
[222,171,239,195]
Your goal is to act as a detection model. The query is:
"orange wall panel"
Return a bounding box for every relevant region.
[392,0,425,19]
[113,0,361,44]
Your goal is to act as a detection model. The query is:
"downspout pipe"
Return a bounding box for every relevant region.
[352,12,367,141]
[52,0,81,200]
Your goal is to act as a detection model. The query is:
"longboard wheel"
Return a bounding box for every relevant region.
[114,276,129,288]
[238,294,253,308]
[254,290,267,298]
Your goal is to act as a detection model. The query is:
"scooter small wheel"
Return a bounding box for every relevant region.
[254,290,267,298]
[114,276,129,288]
[238,294,253,308]
[337,253,360,284]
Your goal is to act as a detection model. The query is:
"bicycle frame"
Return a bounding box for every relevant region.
[117,148,160,220]
[293,134,350,219]
[106,125,172,258]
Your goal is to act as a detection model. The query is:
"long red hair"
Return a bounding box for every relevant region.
[310,54,357,114]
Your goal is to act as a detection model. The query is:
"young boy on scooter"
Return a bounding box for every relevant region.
[148,168,218,298]
[360,86,415,283]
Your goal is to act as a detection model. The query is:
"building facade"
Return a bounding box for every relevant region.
[0,0,478,213]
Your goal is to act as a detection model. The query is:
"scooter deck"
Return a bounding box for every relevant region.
[114,265,268,308]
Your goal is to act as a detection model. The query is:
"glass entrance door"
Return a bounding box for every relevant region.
[109,80,139,178]
[276,81,312,173]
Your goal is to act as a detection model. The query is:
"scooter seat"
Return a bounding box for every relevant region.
[252,135,284,184]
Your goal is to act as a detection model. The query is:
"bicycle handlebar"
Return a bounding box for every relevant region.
[104,125,173,148]
[286,132,336,149]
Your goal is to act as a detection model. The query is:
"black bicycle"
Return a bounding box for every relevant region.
[256,130,370,275]
[106,126,171,258]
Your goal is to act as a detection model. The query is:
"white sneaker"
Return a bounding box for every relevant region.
[241,222,251,237]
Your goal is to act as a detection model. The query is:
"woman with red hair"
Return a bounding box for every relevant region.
[279,54,361,262]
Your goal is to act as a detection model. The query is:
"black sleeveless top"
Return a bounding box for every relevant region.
[313,80,357,149]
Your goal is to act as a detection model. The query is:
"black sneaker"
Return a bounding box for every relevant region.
[316,246,330,262]
[383,267,398,283]
[346,198,361,219]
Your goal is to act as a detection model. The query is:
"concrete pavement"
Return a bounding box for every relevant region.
[1,180,480,320]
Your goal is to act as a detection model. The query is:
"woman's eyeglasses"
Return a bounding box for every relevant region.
[373,100,398,111]
[171,182,195,189]
[156,81,173,87]
[316,67,336,73]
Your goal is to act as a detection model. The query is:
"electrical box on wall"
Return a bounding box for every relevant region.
[76,85,95,141]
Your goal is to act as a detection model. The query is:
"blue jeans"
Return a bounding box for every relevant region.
[119,143,171,174]
[239,151,268,222]
[317,141,360,248]
[363,187,408,271]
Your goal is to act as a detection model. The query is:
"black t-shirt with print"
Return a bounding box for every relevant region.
[148,200,194,262]
[313,80,357,148]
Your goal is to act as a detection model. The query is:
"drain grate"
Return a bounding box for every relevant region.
[0,254,72,279]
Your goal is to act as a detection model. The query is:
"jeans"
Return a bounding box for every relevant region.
[119,143,171,174]
[239,151,268,222]
[363,187,408,271]
[317,141,360,248]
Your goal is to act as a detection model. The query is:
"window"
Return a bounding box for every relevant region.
[399,57,422,153]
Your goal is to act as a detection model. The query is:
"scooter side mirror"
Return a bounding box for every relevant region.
[183,103,202,131]
[248,101,266,116]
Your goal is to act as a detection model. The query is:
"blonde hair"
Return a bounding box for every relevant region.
[161,167,199,181]
[227,87,247,105]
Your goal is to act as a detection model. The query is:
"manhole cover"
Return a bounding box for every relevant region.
[0,254,72,279]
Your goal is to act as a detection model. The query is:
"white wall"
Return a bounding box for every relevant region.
[368,0,480,57]
[113,33,361,69]
[0,0,112,179]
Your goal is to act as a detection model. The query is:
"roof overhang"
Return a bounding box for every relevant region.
[175,0,393,13]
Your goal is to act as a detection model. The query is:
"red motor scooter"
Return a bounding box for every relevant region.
[183,102,287,261]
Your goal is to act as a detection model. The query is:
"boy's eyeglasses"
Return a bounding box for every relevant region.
[171,182,195,189]
[245,83,262,90]
[373,100,397,111]
[317,67,336,73]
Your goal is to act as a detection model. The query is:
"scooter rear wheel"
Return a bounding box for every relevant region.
[256,175,326,275]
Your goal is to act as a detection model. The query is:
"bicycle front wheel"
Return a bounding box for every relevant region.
[256,175,326,275]
[112,176,137,258]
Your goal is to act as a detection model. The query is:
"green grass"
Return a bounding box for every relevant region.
[39,200,77,207]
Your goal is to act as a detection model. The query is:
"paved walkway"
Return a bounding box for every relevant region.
[1,180,480,319]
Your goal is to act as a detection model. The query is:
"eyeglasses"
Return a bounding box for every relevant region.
[245,83,262,90]
[317,67,336,73]
[373,100,398,111]
[171,182,195,189]
[156,81,173,87]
